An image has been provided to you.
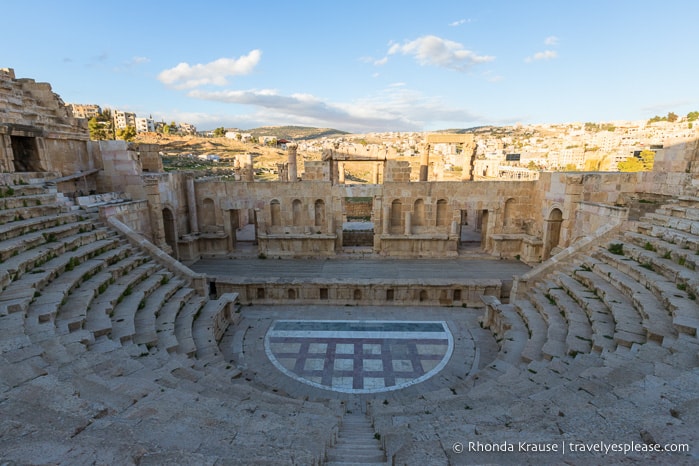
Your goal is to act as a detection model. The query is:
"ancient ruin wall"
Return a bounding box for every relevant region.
[0,68,91,175]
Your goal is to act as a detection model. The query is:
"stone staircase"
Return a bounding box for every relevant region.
[326,412,388,466]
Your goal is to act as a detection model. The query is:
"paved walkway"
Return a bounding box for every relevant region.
[190,257,531,281]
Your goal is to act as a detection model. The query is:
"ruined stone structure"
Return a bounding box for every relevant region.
[1,69,698,464]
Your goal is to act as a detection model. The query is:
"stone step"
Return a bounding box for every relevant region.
[0,218,95,262]
[513,299,547,362]
[0,192,58,211]
[55,252,145,333]
[593,248,699,336]
[492,303,528,364]
[625,228,699,262]
[575,257,647,348]
[554,271,617,353]
[192,293,239,362]
[0,228,112,291]
[527,287,567,360]
[1,236,121,312]
[0,211,79,242]
[620,242,698,290]
[110,272,170,345]
[326,413,386,465]
[589,258,677,343]
[133,277,184,347]
[543,280,593,356]
[0,203,62,226]
[641,212,696,235]
[155,287,196,353]
[175,295,208,357]
[84,262,159,341]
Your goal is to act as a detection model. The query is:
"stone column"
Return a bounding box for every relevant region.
[186,174,199,234]
[222,209,235,252]
[338,162,345,184]
[404,211,412,235]
[450,220,459,236]
[419,144,430,181]
[144,176,171,253]
[243,153,254,182]
[287,143,298,182]
[382,205,390,235]
[327,214,334,236]
[372,162,380,184]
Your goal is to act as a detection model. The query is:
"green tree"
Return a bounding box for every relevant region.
[667,112,679,123]
[639,150,655,169]
[687,111,699,122]
[617,157,644,172]
[116,125,137,142]
[88,117,108,140]
[618,150,654,172]
[98,108,112,122]
[213,126,226,137]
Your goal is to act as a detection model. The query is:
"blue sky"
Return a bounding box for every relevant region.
[3,1,698,132]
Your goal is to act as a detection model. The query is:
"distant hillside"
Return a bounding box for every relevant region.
[245,125,348,140]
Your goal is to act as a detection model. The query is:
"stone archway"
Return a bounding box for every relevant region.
[543,207,563,259]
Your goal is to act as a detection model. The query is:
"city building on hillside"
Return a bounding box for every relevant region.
[114,110,136,130]
[179,122,197,134]
[67,103,101,119]
[135,117,155,133]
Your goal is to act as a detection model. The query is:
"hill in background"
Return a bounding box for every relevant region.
[242,126,348,140]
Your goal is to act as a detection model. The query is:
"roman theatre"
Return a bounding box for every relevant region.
[0,68,698,464]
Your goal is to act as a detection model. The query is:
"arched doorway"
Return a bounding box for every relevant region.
[292,199,303,226]
[314,199,325,227]
[543,208,563,259]
[162,207,178,259]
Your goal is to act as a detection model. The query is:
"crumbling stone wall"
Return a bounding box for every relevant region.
[0,68,91,175]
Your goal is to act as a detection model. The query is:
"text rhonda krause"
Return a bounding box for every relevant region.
[467,441,690,454]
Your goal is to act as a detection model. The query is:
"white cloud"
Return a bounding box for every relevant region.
[360,55,389,66]
[158,50,261,89]
[544,36,559,46]
[525,50,558,63]
[186,86,481,132]
[113,56,151,73]
[373,56,388,66]
[387,35,494,71]
[449,19,470,27]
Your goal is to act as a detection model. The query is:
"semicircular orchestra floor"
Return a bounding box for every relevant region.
[265,320,454,394]
[234,305,497,399]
